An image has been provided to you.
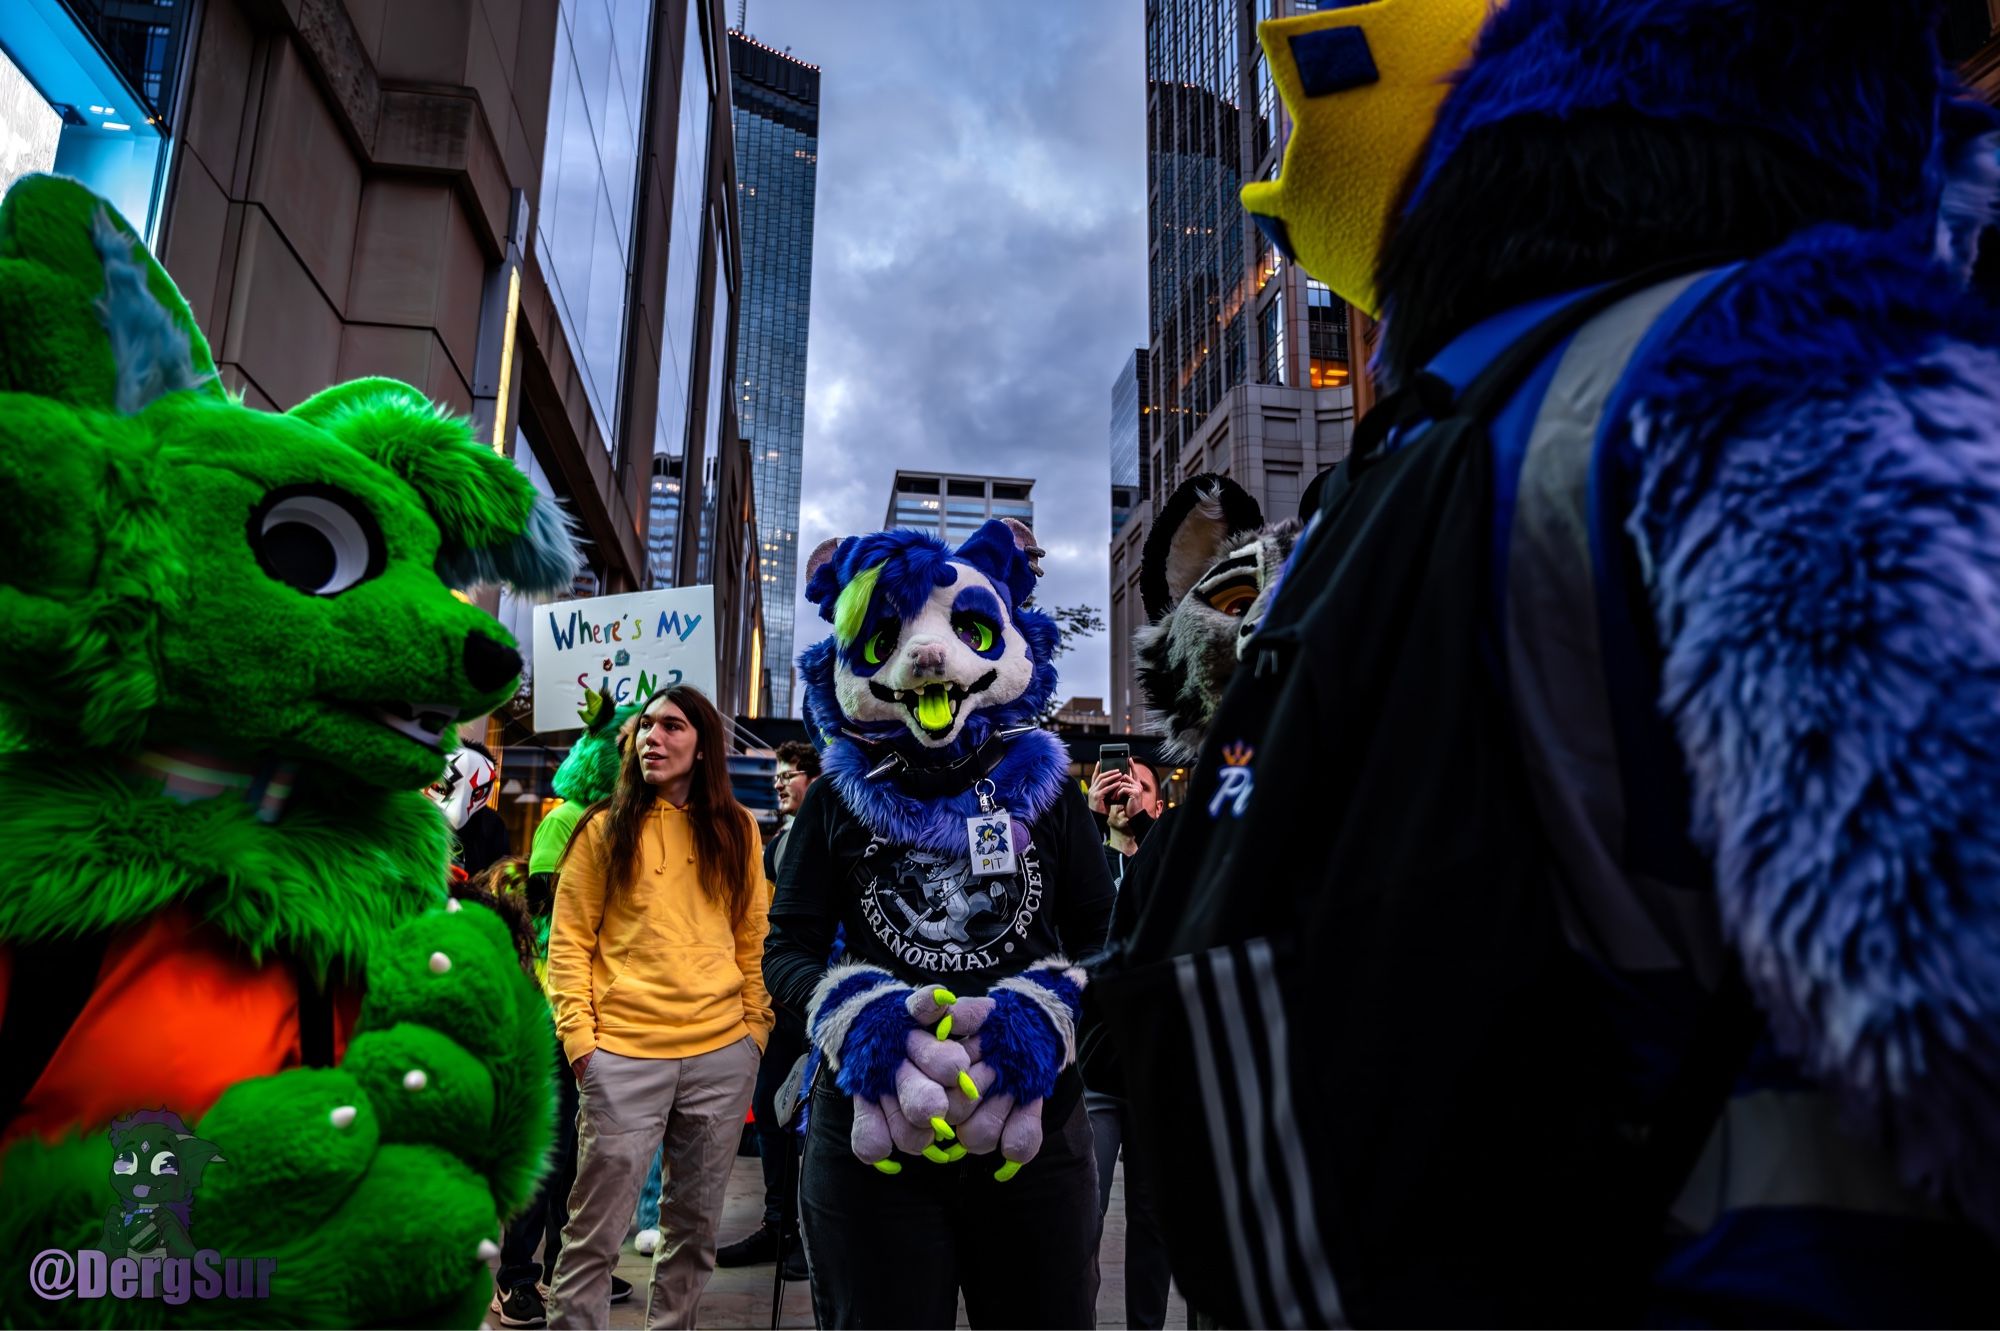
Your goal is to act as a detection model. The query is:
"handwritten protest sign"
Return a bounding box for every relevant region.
[530,586,718,732]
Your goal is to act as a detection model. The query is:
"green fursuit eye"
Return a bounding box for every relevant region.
[951,611,997,653]
[864,626,898,666]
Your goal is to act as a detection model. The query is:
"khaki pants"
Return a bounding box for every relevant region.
[548,1038,761,1330]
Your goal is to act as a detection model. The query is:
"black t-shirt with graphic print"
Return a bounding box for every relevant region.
[763,775,1116,1018]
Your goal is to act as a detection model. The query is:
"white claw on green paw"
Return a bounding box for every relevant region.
[329,1105,357,1129]
[445,899,463,913]
[429,951,452,974]
[403,1069,429,1091]
[477,1239,500,1262]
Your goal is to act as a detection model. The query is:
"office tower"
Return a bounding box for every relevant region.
[726,30,820,716]
[886,471,1036,545]
[1109,0,1362,734]
[1109,347,1150,538]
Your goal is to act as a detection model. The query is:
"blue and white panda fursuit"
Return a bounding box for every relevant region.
[768,515,1113,1271]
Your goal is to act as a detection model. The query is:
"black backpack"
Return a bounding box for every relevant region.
[1091,265,1753,1328]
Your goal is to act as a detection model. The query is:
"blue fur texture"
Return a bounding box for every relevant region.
[92,210,212,415]
[798,521,1069,851]
[1418,0,1948,225]
[830,990,916,1101]
[1626,221,2000,1237]
[436,488,582,597]
[1936,109,2000,283]
[983,968,1084,1104]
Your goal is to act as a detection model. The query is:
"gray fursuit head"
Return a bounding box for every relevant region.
[1134,474,1300,761]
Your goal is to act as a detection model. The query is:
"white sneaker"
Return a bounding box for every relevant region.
[634,1227,662,1255]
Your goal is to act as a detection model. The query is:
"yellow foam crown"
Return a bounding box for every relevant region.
[1241,0,1493,318]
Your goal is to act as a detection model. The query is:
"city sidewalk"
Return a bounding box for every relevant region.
[599,1148,1178,1329]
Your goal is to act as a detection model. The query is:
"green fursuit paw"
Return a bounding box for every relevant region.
[193,903,554,1324]
[354,901,558,1217]
[0,902,555,1327]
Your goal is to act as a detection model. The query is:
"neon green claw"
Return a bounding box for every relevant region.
[873,1159,903,1175]
[936,1013,954,1040]
[933,986,958,1006]
[957,1070,980,1100]
[994,1159,1024,1182]
[923,1144,952,1164]
[930,1116,955,1140]
[945,1143,968,1162]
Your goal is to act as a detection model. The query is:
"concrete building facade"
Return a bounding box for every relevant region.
[886,470,1036,545]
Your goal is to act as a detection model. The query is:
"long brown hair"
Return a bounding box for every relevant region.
[566,684,755,923]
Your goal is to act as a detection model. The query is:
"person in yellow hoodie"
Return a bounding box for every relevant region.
[545,683,774,1330]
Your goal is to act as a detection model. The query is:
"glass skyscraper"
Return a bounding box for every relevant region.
[727,30,820,717]
[1143,0,1349,511]
[1109,347,1149,536]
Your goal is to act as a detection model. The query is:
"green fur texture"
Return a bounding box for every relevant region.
[0,758,447,980]
[0,903,555,1328]
[549,698,641,803]
[0,176,579,785]
[833,563,883,646]
[0,176,572,1326]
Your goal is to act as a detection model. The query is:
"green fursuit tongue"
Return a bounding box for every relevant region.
[915,687,953,732]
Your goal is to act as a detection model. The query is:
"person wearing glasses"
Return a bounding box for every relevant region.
[717,739,822,1277]
[762,741,822,882]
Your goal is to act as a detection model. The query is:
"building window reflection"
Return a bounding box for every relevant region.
[536,0,655,446]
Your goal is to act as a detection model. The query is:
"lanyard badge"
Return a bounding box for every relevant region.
[965,778,1016,877]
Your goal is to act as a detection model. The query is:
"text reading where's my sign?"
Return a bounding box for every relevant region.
[529,587,719,733]
[544,608,704,650]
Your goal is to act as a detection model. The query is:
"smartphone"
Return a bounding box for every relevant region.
[1098,743,1131,778]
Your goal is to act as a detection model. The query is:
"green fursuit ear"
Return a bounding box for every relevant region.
[290,378,581,596]
[0,174,220,412]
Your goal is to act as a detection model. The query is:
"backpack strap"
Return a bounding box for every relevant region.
[1589,264,1744,886]
[0,932,112,1130]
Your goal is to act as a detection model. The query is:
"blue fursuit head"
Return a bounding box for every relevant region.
[797,519,1068,854]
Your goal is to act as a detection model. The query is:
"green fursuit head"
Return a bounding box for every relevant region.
[0,174,576,1327]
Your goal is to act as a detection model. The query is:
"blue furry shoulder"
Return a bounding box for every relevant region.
[1628,222,2000,1238]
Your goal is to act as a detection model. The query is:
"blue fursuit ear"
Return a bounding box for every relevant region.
[952,520,1036,610]
[1420,0,1950,226]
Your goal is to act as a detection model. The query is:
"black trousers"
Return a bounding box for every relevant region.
[500,1048,580,1290]
[1088,1092,1173,1329]
[800,1078,1100,1329]
[751,1009,808,1233]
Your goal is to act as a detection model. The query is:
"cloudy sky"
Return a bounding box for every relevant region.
[742,1,1148,711]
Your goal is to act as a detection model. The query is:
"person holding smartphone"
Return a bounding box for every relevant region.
[1082,745,1174,1328]
[1087,747,1164,886]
